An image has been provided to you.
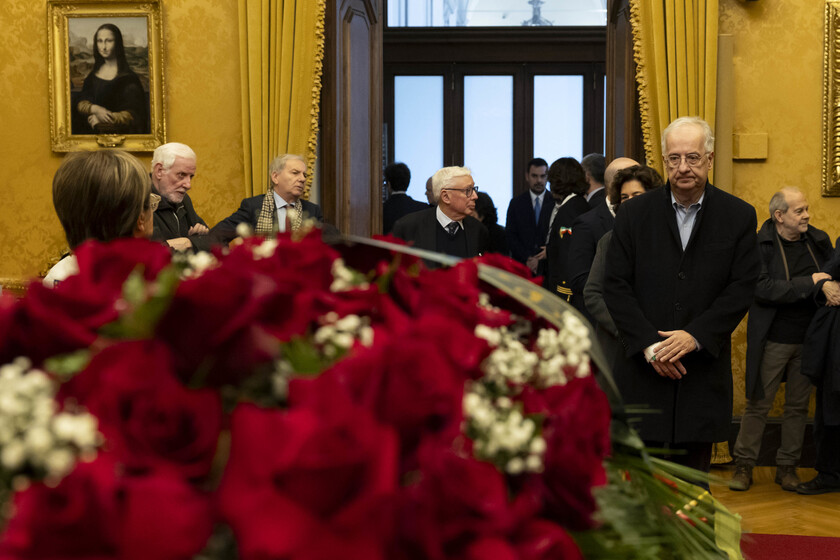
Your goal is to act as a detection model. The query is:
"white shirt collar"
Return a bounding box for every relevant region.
[436,205,462,230]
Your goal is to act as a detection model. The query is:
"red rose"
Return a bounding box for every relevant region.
[59,340,222,480]
[0,454,120,558]
[513,520,583,560]
[395,442,514,559]
[156,232,341,386]
[218,397,398,560]
[293,314,488,461]
[520,377,611,530]
[0,239,172,365]
[120,473,214,560]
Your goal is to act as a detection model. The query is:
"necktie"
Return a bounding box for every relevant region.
[446,222,459,236]
[284,203,296,233]
[534,196,541,225]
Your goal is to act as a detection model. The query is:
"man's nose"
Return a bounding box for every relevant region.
[183,177,192,190]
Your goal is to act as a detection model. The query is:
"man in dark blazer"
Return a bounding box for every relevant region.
[505,158,553,273]
[567,157,638,317]
[383,162,428,235]
[391,166,488,268]
[212,154,323,243]
[581,153,607,209]
[604,116,760,477]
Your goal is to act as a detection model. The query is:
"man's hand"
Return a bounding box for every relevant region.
[822,280,840,306]
[188,224,209,236]
[166,237,193,251]
[651,357,687,380]
[654,329,697,363]
[526,247,546,274]
[813,272,832,284]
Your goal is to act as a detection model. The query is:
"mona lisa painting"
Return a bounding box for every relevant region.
[48,0,166,152]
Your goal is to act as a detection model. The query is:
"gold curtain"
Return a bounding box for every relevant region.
[238,0,325,197]
[629,0,719,175]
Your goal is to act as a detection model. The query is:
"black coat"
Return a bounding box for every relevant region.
[151,191,214,252]
[504,190,553,264]
[802,238,840,426]
[544,195,591,302]
[567,200,616,315]
[391,207,489,268]
[604,183,760,443]
[745,220,833,400]
[383,192,428,235]
[211,195,323,245]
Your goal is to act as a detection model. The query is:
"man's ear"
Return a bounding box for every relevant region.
[270,171,280,186]
[152,162,164,179]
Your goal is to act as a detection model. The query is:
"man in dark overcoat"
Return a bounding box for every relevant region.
[604,116,760,475]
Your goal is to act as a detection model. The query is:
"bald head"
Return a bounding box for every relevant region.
[604,157,640,191]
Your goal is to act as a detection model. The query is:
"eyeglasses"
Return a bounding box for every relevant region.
[443,186,479,197]
[664,152,709,169]
[149,192,161,212]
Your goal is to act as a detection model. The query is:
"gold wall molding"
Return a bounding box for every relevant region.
[823,1,840,196]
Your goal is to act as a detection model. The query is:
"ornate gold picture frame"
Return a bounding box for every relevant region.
[823,1,840,196]
[48,0,166,152]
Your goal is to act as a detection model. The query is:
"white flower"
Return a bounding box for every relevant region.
[506,457,525,475]
[252,238,279,260]
[235,222,253,238]
[44,447,75,478]
[24,426,54,457]
[1,441,26,471]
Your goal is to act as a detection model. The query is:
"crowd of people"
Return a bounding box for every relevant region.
[384,116,840,496]
[44,116,840,496]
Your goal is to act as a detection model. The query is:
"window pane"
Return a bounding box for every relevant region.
[533,75,583,163]
[394,76,443,200]
[387,0,606,27]
[464,75,512,226]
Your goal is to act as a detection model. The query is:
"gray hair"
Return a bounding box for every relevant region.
[769,186,801,221]
[431,166,472,202]
[151,142,196,171]
[268,154,306,185]
[661,116,715,154]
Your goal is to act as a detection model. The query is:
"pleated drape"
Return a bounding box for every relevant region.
[629,0,719,176]
[238,0,325,197]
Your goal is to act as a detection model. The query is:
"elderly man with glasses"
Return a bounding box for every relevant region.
[391,166,489,267]
[604,116,761,483]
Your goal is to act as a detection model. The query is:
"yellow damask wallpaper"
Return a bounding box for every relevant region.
[0,0,245,282]
[720,0,840,416]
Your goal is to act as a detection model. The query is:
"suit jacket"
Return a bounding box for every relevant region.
[604,182,760,443]
[567,200,616,308]
[391,208,489,268]
[211,195,323,244]
[383,192,428,235]
[544,195,591,301]
[744,220,833,401]
[587,187,606,209]
[505,190,553,264]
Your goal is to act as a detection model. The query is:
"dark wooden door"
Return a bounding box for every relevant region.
[321,0,383,236]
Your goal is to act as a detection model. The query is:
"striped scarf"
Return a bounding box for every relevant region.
[255,188,301,235]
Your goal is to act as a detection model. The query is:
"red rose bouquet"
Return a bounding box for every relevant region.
[0,228,741,559]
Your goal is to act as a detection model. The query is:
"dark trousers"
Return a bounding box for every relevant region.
[814,387,840,482]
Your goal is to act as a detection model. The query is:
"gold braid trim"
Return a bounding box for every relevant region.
[628,0,659,167]
[304,0,326,200]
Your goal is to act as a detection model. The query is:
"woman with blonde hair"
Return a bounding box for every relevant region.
[44,149,158,286]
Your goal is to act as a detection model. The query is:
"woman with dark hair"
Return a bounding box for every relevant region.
[584,165,664,367]
[75,23,149,134]
[541,157,591,299]
[470,191,509,255]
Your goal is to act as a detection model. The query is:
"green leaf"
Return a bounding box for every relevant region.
[43,349,91,379]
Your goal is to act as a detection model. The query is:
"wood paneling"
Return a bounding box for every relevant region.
[322,0,383,236]
[605,0,644,162]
